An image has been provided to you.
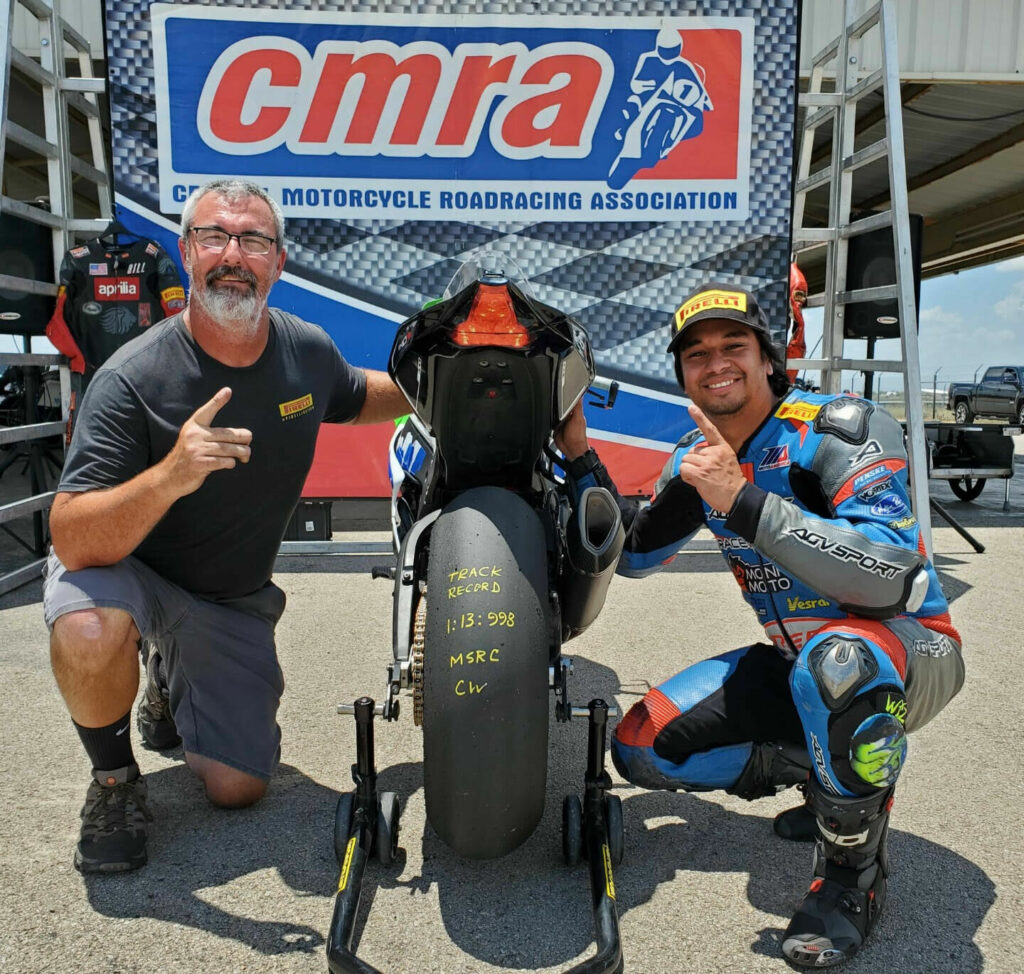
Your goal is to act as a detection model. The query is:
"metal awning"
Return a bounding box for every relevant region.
[797,0,1024,290]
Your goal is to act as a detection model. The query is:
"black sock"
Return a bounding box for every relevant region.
[73,712,135,772]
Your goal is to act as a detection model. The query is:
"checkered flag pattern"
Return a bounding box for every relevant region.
[105,0,797,389]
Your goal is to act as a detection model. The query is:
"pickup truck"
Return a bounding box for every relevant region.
[947,366,1024,425]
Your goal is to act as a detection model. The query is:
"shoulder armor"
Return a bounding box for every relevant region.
[677,428,702,450]
[813,397,875,444]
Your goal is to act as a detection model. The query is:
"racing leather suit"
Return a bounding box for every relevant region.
[567,389,965,800]
[45,235,185,383]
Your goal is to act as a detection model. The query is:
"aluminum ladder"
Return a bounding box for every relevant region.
[0,0,111,594]
[789,0,933,555]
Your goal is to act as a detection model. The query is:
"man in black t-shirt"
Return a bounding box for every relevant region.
[43,178,410,874]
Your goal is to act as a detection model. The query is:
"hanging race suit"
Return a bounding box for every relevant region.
[46,236,185,382]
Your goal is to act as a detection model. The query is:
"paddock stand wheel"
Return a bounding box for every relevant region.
[326,696,398,974]
[604,795,624,868]
[375,792,401,867]
[948,475,986,501]
[561,699,625,974]
[563,794,583,867]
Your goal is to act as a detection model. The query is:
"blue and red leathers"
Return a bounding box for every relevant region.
[567,389,964,800]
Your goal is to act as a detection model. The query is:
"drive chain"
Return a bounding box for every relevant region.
[411,594,426,726]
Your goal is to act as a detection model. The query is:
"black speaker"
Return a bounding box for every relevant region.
[0,212,57,337]
[844,213,923,340]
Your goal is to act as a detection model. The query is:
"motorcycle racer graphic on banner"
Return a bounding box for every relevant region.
[607,28,714,189]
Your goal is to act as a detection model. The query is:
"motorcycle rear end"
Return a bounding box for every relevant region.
[326,255,627,973]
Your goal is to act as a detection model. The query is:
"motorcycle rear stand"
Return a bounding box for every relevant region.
[325,695,624,974]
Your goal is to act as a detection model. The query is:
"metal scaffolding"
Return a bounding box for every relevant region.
[790,0,934,555]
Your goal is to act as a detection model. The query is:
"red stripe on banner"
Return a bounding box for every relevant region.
[301,423,395,498]
[592,440,672,497]
[302,429,672,499]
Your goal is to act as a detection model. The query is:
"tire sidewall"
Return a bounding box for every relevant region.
[422,487,551,859]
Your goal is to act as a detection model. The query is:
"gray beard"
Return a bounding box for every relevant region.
[189,278,265,337]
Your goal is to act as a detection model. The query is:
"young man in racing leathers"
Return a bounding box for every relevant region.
[555,282,964,968]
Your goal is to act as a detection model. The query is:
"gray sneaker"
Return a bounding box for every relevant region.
[137,643,180,751]
[75,763,153,873]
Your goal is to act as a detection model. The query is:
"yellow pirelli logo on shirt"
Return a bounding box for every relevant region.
[775,401,820,423]
[674,289,747,332]
[279,393,314,419]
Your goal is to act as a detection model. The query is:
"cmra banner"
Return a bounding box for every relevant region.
[105,0,798,493]
[151,7,755,223]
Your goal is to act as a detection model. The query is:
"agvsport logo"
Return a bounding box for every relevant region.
[151,7,753,220]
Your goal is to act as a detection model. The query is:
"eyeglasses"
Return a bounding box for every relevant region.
[189,226,277,256]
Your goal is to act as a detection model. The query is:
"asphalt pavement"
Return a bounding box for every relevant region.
[2,457,1022,974]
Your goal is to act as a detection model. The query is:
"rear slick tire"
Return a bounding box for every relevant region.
[423,486,551,859]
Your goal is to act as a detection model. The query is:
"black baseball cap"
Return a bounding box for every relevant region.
[667,282,771,355]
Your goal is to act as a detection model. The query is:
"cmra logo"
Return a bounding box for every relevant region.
[196,37,615,161]
[153,9,753,221]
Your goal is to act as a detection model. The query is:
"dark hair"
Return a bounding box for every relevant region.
[759,332,792,397]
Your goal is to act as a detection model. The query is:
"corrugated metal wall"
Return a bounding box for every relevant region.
[11,2,104,54]
[800,0,1024,78]
[9,1,1024,79]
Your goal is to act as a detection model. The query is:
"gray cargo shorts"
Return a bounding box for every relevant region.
[43,550,287,779]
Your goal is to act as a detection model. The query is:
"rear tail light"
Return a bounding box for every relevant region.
[451,284,531,348]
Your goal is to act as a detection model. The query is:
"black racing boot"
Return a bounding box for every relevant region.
[773,782,817,842]
[136,641,180,751]
[782,782,893,968]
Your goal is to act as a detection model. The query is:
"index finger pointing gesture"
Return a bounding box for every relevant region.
[688,404,726,447]
[161,387,253,499]
[191,386,233,427]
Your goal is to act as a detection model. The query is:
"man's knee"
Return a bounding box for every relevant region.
[612,693,749,793]
[51,607,139,674]
[791,632,907,795]
[612,654,745,790]
[186,753,268,808]
[612,690,684,789]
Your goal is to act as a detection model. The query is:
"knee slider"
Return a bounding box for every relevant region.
[797,635,907,794]
[848,704,906,789]
[825,688,908,792]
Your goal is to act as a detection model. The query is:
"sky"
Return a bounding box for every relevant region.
[5,252,1024,397]
[797,254,1024,396]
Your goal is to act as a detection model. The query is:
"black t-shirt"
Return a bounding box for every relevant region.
[59,309,367,600]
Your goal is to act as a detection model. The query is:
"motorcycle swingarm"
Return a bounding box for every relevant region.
[391,508,440,666]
